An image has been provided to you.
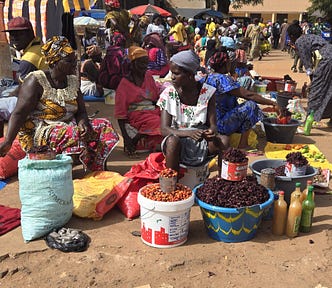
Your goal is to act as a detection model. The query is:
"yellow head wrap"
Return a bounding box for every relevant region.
[41,36,74,65]
[128,46,148,61]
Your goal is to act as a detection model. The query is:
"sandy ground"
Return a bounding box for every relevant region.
[0,49,332,288]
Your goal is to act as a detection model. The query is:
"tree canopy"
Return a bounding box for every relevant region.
[307,0,332,23]
[217,0,263,14]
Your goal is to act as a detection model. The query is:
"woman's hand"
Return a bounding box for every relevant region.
[78,120,90,138]
[0,141,12,158]
[188,129,204,141]
[274,104,281,116]
[202,129,216,141]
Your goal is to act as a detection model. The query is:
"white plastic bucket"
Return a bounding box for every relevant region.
[137,188,195,248]
[285,162,307,177]
[178,162,209,189]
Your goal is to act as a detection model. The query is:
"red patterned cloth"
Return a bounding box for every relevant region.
[0,205,21,236]
[48,118,119,171]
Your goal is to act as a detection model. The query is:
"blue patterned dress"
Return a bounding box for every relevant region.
[203,73,264,135]
[295,34,332,121]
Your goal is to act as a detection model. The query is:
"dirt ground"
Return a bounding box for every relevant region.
[1,50,332,288]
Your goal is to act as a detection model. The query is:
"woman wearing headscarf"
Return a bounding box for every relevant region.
[142,32,169,77]
[0,36,119,171]
[287,23,332,124]
[104,0,131,47]
[204,49,279,150]
[157,50,226,173]
[115,46,162,155]
[80,45,104,97]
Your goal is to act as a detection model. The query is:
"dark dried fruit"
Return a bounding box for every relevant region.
[286,152,308,167]
[196,176,269,208]
[223,147,248,163]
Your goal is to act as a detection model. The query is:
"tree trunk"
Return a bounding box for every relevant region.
[0,0,13,79]
[216,0,230,14]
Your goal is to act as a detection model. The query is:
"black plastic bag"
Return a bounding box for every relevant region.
[45,228,90,252]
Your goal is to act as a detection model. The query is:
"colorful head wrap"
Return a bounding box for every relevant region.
[208,50,229,72]
[86,45,102,57]
[170,50,200,74]
[110,33,126,47]
[128,46,148,61]
[41,36,74,65]
[105,0,120,8]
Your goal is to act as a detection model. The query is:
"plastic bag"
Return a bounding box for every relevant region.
[73,171,131,220]
[0,137,26,179]
[18,155,73,242]
[286,99,306,122]
[45,227,90,252]
[117,153,166,219]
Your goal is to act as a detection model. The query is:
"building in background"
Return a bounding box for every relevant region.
[229,0,311,23]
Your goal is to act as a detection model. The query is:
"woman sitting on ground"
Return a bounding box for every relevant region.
[80,45,104,97]
[0,36,119,171]
[115,46,162,155]
[204,49,280,150]
[142,32,169,77]
[157,50,227,173]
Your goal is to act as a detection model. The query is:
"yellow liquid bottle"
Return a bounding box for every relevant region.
[301,181,315,203]
[290,182,302,204]
[272,191,288,236]
[286,194,302,238]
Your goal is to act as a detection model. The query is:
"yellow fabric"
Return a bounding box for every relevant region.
[128,46,148,61]
[41,36,75,65]
[229,130,258,149]
[21,37,48,71]
[205,22,216,38]
[264,142,332,170]
[73,171,131,220]
[169,22,186,43]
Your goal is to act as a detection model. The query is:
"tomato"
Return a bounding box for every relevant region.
[277,116,288,124]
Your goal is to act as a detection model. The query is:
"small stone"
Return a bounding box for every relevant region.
[309,239,315,244]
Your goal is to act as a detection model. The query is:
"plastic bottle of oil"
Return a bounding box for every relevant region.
[290,182,302,204]
[272,191,288,236]
[300,180,315,203]
[304,110,315,136]
[286,194,302,238]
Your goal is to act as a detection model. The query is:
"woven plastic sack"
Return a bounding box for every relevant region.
[0,137,26,179]
[18,155,73,242]
[73,171,132,220]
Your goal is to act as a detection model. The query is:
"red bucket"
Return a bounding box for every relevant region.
[221,159,248,181]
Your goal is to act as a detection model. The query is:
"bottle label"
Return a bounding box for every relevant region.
[300,210,313,227]
[293,216,301,233]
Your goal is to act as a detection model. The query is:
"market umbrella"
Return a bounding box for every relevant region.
[129,4,171,17]
[73,16,101,28]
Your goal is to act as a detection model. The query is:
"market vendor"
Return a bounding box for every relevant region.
[204,48,280,150]
[157,50,227,172]
[0,17,48,132]
[3,17,48,83]
[287,23,332,124]
[115,46,162,155]
[0,36,119,171]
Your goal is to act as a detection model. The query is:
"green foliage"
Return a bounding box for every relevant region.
[217,0,263,14]
[231,0,263,10]
[307,0,332,21]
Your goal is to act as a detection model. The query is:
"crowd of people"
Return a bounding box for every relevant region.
[1,2,331,174]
